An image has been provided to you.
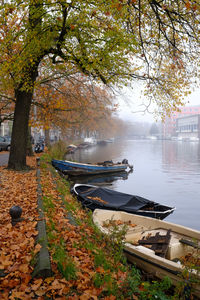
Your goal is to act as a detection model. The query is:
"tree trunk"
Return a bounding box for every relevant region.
[8,89,33,170]
[45,129,50,148]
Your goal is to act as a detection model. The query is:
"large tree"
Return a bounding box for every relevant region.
[0,0,199,169]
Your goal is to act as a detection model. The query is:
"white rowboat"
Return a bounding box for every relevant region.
[93,209,200,298]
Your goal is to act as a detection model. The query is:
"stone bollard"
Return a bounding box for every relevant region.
[9,206,23,226]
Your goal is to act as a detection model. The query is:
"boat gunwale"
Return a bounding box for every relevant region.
[93,209,200,240]
[124,246,180,275]
[137,208,176,214]
[52,159,128,169]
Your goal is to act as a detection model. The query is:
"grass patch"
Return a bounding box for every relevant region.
[53,242,77,281]
[48,141,67,160]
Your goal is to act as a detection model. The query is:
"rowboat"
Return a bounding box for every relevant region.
[93,209,200,298]
[52,159,133,176]
[72,184,175,219]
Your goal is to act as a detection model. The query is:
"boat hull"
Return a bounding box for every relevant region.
[73,184,175,220]
[52,159,129,175]
[93,209,200,298]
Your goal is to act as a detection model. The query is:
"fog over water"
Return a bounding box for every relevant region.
[69,139,200,231]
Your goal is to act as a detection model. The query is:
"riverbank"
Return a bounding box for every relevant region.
[0,150,189,299]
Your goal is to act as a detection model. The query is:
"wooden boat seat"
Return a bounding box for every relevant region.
[166,238,199,260]
[166,241,185,260]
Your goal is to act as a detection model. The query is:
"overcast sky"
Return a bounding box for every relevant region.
[116,85,200,123]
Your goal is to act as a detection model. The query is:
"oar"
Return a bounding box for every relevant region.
[179,239,200,249]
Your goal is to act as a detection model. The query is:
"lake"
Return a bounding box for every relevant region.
[67,139,200,231]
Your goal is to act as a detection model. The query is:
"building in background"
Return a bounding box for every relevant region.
[31,127,61,144]
[0,120,12,137]
[176,114,200,141]
[162,105,200,139]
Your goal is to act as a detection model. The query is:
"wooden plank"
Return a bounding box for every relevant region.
[138,230,171,258]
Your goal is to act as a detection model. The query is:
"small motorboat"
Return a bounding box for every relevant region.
[77,142,91,149]
[67,144,77,154]
[52,159,133,176]
[93,209,200,298]
[72,184,175,219]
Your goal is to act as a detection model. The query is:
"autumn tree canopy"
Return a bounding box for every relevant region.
[0,0,200,169]
[31,73,115,138]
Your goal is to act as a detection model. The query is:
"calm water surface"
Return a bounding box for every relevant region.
[68,140,200,230]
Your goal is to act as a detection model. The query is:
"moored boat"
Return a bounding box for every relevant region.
[72,184,175,219]
[77,142,91,149]
[52,159,133,176]
[93,209,200,298]
[67,144,77,154]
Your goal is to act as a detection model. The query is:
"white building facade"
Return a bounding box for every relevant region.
[176,114,200,140]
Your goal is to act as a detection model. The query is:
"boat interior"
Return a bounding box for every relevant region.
[125,228,199,261]
[95,210,200,262]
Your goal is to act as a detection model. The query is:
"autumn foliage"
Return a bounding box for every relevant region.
[0,155,136,299]
[30,74,116,137]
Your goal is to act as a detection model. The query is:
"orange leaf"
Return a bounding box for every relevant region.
[34,243,42,254]
[50,279,64,290]
[35,286,47,297]
[9,291,25,300]
[185,1,191,9]
[96,266,105,273]
[31,278,43,291]
[104,296,116,300]
[19,263,29,273]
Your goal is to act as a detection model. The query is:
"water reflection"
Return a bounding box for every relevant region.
[162,141,200,173]
[68,170,132,186]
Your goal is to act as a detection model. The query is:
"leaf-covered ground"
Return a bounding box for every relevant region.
[0,153,174,299]
[0,155,134,299]
[0,156,42,299]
